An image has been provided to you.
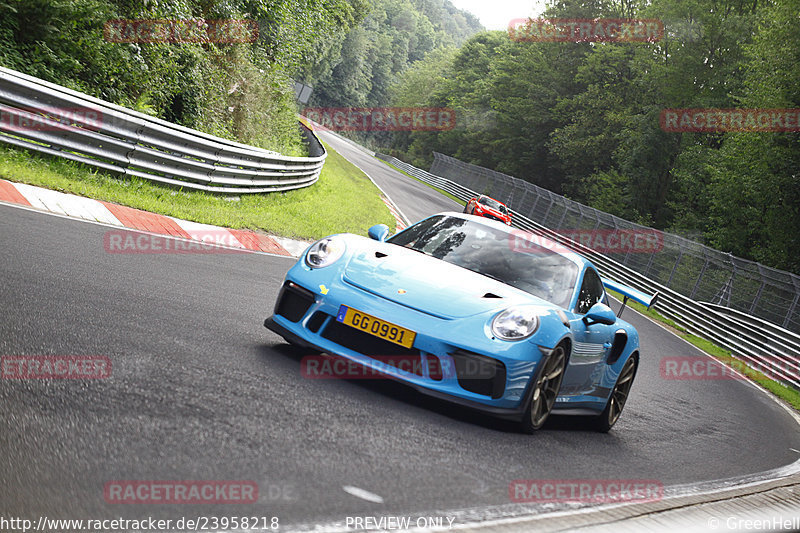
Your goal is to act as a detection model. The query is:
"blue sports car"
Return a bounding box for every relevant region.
[265,213,657,433]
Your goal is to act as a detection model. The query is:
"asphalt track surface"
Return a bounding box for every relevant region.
[1,137,799,529]
[315,130,462,223]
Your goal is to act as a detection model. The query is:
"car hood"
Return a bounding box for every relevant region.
[342,240,543,319]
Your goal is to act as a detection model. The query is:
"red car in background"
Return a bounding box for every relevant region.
[463,195,512,225]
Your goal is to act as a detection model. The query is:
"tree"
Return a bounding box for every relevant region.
[310,0,482,108]
[707,0,800,272]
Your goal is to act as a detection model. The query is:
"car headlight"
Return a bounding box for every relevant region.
[305,237,345,268]
[491,307,540,341]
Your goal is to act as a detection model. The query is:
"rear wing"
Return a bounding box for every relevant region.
[602,278,659,318]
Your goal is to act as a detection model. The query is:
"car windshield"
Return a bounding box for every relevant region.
[388,215,579,308]
[479,196,507,214]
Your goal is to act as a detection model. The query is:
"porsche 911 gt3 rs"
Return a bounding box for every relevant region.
[265,213,657,433]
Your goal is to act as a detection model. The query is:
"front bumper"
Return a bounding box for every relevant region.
[266,316,549,420]
[264,274,554,416]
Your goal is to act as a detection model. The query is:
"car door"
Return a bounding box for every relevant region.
[561,267,617,397]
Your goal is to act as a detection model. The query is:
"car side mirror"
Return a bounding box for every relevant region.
[367,224,390,242]
[583,302,617,326]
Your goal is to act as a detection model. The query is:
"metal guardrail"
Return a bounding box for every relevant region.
[377,153,800,389]
[0,67,325,194]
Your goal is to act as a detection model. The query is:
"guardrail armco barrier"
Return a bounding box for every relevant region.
[0,67,325,194]
[376,153,800,389]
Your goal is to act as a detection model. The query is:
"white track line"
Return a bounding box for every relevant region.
[342,485,385,504]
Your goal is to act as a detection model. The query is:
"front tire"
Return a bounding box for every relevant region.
[592,355,637,432]
[520,344,567,433]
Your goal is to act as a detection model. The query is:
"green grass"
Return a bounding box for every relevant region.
[608,288,800,411]
[379,159,466,206]
[0,141,395,240]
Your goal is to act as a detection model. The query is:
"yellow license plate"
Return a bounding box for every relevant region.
[336,305,416,349]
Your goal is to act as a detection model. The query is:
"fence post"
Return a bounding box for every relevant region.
[750,265,767,314]
[518,187,530,215]
[784,292,799,329]
[556,203,568,229]
[622,230,633,266]
[592,212,601,230]
[541,194,555,223]
[690,254,710,299]
[666,249,683,287]
[641,225,658,277]
[529,189,541,218]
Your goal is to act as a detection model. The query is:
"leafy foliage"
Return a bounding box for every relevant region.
[706,0,800,272]
[0,0,366,153]
[310,0,482,108]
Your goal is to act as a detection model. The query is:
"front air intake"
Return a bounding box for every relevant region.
[450,350,506,399]
[275,282,315,322]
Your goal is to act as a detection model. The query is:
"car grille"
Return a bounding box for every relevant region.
[320,318,424,376]
[450,349,507,399]
[483,213,506,222]
[307,311,327,333]
[281,303,504,390]
[274,282,315,322]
